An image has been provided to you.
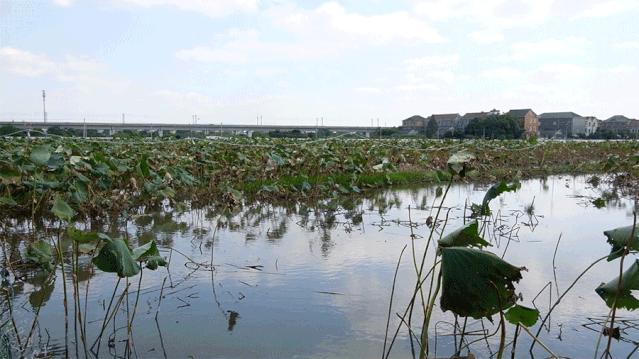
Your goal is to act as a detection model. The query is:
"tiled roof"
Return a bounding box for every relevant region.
[461,112,491,120]
[539,112,582,119]
[430,113,460,121]
[507,109,535,118]
[605,115,632,122]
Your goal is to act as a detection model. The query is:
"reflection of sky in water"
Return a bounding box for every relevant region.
[5,175,638,358]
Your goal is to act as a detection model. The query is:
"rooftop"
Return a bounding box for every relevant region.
[461,112,491,120]
[507,109,535,118]
[430,113,460,121]
[605,115,633,122]
[539,112,582,119]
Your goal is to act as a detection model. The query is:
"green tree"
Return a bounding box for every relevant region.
[425,118,438,138]
[465,114,522,139]
[0,124,20,136]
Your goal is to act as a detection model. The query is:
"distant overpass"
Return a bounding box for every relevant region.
[0,121,389,137]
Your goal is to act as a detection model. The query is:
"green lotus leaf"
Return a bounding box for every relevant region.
[92,237,140,278]
[30,145,52,166]
[440,247,523,319]
[604,224,639,261]
[477,180,521,216]
[25,240,54,272]
[0,196,17,206]
[505,304,539,327]
[67,227,99,243]
[447,151,475,176]
[595,259,639,310]
[132,240,166,270]
[51,197,75,221]
[438,221,491,249]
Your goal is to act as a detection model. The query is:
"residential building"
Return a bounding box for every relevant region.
[538,112,586,138]
[460,110,491,128]
[600,115,634,134]
[629,120,639,137]
[583,116,600,136]
[427,113,462,137]
[507,109,539,138]
[402,115,428,130]
[456,109,500,132]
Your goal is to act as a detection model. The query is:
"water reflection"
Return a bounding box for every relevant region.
[0,175,637,358]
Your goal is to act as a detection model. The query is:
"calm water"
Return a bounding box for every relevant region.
[2,175,638,358]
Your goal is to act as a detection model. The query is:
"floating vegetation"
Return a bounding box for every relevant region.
[1,136,638,358]
[0,137,637,222]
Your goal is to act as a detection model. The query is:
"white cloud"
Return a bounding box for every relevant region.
[404,55,459,67]
[613,40,639,49]
[177,2,445,65]
[0,47,128,97]
[355,87,383,94]
[0,47,109,83]
[480,67,523,80]
[413,0,555,32]
[390,54,461,94]
[536,63,593,79]
[607,65,638,75]
[313,1,444,44]
[394,83,439,92]
[576,0,639,18]
[502,37,588,61]
[469,29,504,44]
[0,47,56,77]
[267,1,445,45]
[52,0,75,6]
[175,28,338,64]
[114,0,259,18]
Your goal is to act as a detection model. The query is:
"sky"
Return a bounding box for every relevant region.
[0,0,638,126]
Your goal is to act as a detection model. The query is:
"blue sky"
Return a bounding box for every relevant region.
[1,0,638,125]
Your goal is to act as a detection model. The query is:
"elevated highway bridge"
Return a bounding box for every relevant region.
[0,121,388,137]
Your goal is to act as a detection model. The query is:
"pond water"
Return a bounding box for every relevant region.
[1,175,638,358]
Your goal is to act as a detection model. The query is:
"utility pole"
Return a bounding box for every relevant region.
[190,114,196,137]
[377,118,381,139]
[122,113,125,125]
[83,118,87,138]
[42,90,47,123]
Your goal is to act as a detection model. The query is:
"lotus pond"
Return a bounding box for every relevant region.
[1,137,639,358]
[1,137,638,220]
[1,173,638,358]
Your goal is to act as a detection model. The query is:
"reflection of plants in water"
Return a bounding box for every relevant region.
[382,152,639,358]
[0,198,169,358]
[593,215,639,357]
[384,151,534,359]
[227,310,240,331]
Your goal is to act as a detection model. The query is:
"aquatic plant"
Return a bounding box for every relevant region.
[0,137,636,222]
